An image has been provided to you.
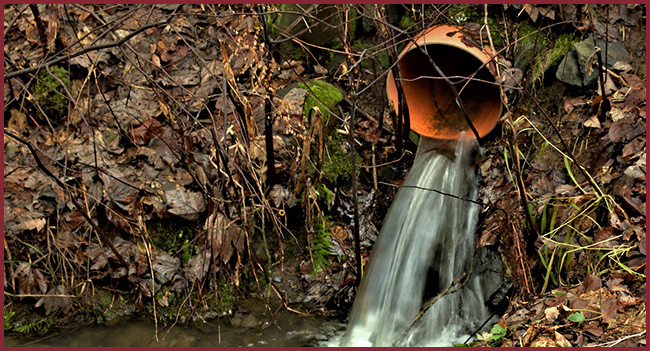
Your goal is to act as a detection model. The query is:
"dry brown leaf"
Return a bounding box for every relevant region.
[16,218,47,232]
[618,295,637,309]
[594,227,620,248]
[35,285,72,315]
[204,210,246,264]
[186,250,211,283]
[544,306,560,322]
[601,298,620,326]
[152,251,180,285]
[583,115,601,128]
[13,262,48,296]
[554,331,572,347]
[165,188,206,221]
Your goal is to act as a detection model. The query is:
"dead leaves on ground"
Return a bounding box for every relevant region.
[493,273,646,347]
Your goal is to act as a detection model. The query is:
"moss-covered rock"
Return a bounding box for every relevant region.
[298,80,343,125]
[297,80,362,184]
[531,33,579,86]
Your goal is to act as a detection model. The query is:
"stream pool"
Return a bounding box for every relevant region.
[5,308,347,347]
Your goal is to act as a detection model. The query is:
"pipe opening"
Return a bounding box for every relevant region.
[387,29,502,141]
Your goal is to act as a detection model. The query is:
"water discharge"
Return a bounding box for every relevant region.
[342,132,501,347]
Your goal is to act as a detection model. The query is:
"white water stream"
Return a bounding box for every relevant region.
[341,133,501,347]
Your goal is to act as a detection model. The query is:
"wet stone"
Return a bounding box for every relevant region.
[556,51,597,87]
[557,35,630,87]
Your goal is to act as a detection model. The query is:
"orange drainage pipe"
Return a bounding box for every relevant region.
[387,25,502,140]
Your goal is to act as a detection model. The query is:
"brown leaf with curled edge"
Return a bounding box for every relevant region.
[639,237,646,256]
[185,250,211,283]
[13,262,48,296]
[165,188,206,221]
[55,230,80,249]
[524,325,568,347]
[16,218,47,232]
[563,96,585,114]
[204,210,246,264]
[152,251,180,285]
[618,295,637,309]
[583,324,604,337]
[594,227,620,248]
[35,285,72,315]
[132,118,164,145]
[608,119,635,143]
[88,246,108,271]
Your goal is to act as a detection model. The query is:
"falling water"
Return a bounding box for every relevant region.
[342,132,501,347]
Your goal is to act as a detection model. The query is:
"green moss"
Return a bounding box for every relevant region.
[531,33,578,85]
[400,15,416,30]
[447,4,481,25]
[267,4,289,40]
[516,21,546,48]
[298,80,343,125]
[347,6,358,38]
[322,132,362,184]
[297,80,364,185]
[353,38,389,70]
[485,17,503,47]
[149,221,198,262]
[29,66,70,121]
[216,275,236,312]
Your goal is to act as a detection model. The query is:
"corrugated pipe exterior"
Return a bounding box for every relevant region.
[387,25,502,140]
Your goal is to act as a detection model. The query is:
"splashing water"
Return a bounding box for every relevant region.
[341,133,501,347]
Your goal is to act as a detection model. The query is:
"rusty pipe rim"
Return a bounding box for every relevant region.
[387,25,502,140]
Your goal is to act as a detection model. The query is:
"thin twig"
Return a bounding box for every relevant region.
[29,5,48,52]
[341,4,363,284]
[377,181,485,207]
[591,330,646,347]
[394,272,468,345]
[258,4,277,187]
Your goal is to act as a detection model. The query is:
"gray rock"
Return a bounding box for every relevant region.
[556,35,629,87]
[556,51,598,87]
[514,41,535,72]
[574,35,630,70]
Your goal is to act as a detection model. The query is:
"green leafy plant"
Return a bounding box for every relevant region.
[13,316,53,334]
[453,341,478,347]
[567,311,585,324]
[316,183,335,210]
[488,324,508,346]
[309,215,334,273]
[4,311,15,330]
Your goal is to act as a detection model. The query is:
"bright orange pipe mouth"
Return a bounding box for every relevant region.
[387,25,502,140]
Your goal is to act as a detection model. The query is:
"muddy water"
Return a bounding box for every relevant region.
[5,309,346,347]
